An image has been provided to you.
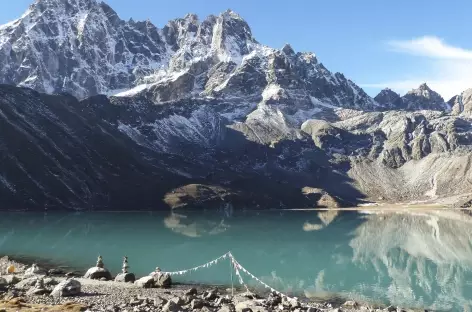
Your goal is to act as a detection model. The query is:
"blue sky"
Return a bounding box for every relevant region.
[2,0,472,99]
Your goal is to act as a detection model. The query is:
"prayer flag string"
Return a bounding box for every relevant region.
[161,251,297,301]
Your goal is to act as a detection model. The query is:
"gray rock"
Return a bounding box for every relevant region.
[4,289,19,300]
[26,286,50,296]
[65,272,81,278]
[14,277,38,290]
[47,268,65,276]
[1,0,472,213]
[43,278,59,287]
[135,276,155,288]
[162,300,181,312]
[115,272,136,283]
[153,297,167,307]
[265,293,282,307]
[185,287,198,296]
[3,275,20,285]
[282,297,300,309]
[153,272,172,288]
[343,300,358,308]
[216,296,232,306]
[191,298,206,309]
[181,294,195,305]
[84,267,113,280]
[203,289,218,300]
[24,264,46,277]
[129,298,144,306]
[169,297,183,306]
[50,279,81,298]
[235,301,263,312]
[218,305,236,312]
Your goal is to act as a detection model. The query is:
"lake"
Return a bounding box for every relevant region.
[0,208,471,311]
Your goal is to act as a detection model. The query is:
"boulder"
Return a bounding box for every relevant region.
[203,289,218,300]
[26,286,49,296]
[3,275,20,285]
[4,289,19,300]
[185,287,198,296]
[162,300,181,312]
[266,292,282,307]
[216,296,232,305]
[169,297,184,306]
[14,277,38,290]
[235,301,267,312]
[26,278,49,296]
[24,264,46,276]
[135,276,155,288]
[343,300,358,308]
[129,298,144,306]
[0,277,7,288]
[282,296,300,309]
[191,299,205,309]
[83,267,112,281]
[153,297,167,307]
[50,279,81,298]
[43,278,59,287]
[235,301,254,312]
[152,272,172,288]
[47,268,65,276]
[181,294,195,305]
[65,272,81,278]
[114,272,136,283]
[218,305,236,312]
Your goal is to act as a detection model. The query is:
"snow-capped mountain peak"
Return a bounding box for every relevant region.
[0,0,386,112]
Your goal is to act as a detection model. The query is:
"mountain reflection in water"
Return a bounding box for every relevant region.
[349,210,472,311]
[0,209,471,311]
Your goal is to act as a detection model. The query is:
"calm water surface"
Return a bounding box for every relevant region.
[0,209,471,311]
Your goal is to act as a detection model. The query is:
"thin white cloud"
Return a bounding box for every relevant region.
[364,36,472,99]
[387,36,472,60]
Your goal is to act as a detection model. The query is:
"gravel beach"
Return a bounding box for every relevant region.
[0,256,424,312]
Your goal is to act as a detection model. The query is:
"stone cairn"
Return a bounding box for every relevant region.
[84,255,112,281]
[115,256,135,283]
[26,277,48,296]
[96,255,104,269]
[122,256,129,273]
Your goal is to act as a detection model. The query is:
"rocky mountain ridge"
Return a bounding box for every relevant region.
[0,0,471,210]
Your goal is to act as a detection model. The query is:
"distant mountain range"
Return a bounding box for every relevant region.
[1,0,471,210]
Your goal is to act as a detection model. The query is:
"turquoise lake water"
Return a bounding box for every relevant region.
[0,209,471,311]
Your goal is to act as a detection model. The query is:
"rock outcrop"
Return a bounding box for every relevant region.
[0,0,471,208]
[50,279,81,297]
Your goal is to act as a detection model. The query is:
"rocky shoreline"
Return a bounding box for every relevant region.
[0,256,429,312]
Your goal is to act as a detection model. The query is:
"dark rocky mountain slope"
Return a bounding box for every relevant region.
[0,0,471,210]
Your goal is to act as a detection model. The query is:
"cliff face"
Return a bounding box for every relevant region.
[0,0,471,210]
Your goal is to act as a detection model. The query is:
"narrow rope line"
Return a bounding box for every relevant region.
[162,252,231,275]
[229,254,297,300]
[161,251,296,301]
[229,253,251,293]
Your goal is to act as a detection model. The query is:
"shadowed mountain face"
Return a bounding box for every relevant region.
[0,85,364,210]
[0,0,472,210]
